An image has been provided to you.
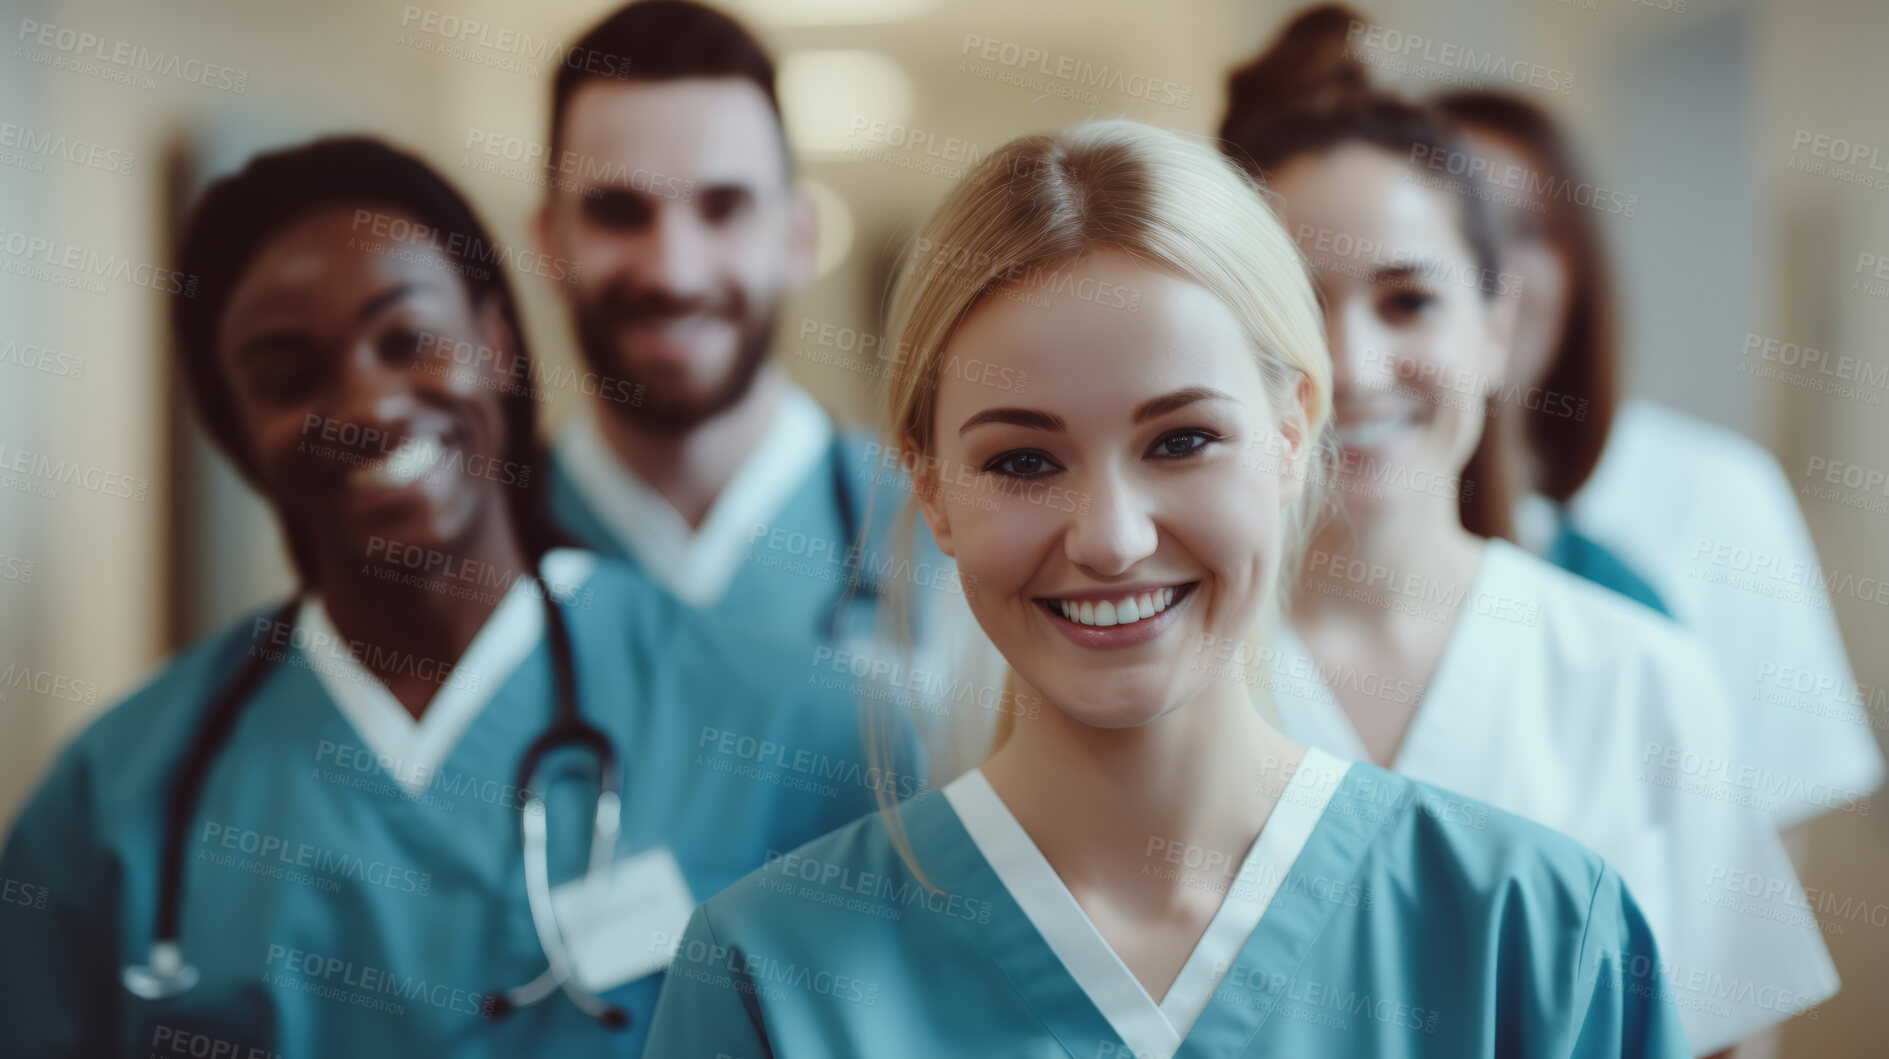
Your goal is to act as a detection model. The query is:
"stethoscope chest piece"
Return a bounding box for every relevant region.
[124,940,200,1000]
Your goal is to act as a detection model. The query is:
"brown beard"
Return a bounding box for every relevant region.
[571,292,778,435]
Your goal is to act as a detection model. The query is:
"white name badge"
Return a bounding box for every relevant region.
[549,846,696,993]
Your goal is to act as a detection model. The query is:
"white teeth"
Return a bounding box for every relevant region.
[349,433,445,490]
[1335,417,1412,449]
[640,314,721,339]
[1052,586,1186,627]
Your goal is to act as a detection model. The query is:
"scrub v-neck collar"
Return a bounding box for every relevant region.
[941,746,1351,1059]
[554,383,833,608]
[1277,539,1526,771]
[295,548,595,796]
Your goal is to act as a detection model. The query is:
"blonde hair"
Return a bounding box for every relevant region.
[859,119,1335,877]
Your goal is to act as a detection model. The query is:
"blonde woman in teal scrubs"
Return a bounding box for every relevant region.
[643,119,1690,1058]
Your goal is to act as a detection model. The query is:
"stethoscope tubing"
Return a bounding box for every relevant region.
[129,444,873,1018]
[125,577,630,1029]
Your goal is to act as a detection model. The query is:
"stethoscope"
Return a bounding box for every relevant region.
[822,435,882,643]
[122,578,633,1030]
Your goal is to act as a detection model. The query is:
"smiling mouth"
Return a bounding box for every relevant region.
[1037,582,1199,627]
[1333,413,1419,449]
[620,312,735,341]
[344,431,448,492]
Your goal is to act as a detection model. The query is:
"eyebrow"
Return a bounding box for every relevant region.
[695,181,755,200]
[357,282,421,324]
[234,328,311,363]
[956,386,1236,437]
[586,180,755,205]
[1132,386,1235,423]
[234,282,425,363]
[1372,259,1454,287]
[957,406,1065,437]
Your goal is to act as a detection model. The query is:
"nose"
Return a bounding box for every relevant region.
[1063,465,1159,579]
[631,204,715,301]
[1327,297,1396,395]
[328,336,419,451]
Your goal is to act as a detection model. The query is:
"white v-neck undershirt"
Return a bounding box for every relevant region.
[298,548,596,796]
[943,746,1350,1059]
[554,383,834,608]
[1273,539,1515,772]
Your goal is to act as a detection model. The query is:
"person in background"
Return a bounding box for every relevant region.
[1432,87,1884,839]
[0,137,900,1057]
[1217,6,1839,1055]
[533,0,970,753]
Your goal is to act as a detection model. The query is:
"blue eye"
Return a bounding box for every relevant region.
[1149,430,1222,460]
[983,450,1060,479]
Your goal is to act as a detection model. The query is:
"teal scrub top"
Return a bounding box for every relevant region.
[644,759,1692,1057]
[549,428,951,658]
[0,556,910,1057]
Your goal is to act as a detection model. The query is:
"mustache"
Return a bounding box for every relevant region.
[593,283,744,326]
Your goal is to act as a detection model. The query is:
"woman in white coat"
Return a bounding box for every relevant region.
[1429,88,1883,834]
[1216,6,1841,1055]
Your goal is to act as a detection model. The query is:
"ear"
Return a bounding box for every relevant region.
[783,184,818,289]
[904,439,955,559]
[1274,373,1315,507]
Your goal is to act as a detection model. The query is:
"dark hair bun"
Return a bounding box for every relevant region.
[1223,3,1374,147]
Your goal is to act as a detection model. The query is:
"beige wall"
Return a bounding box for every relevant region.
[1754,2,1889,1052]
